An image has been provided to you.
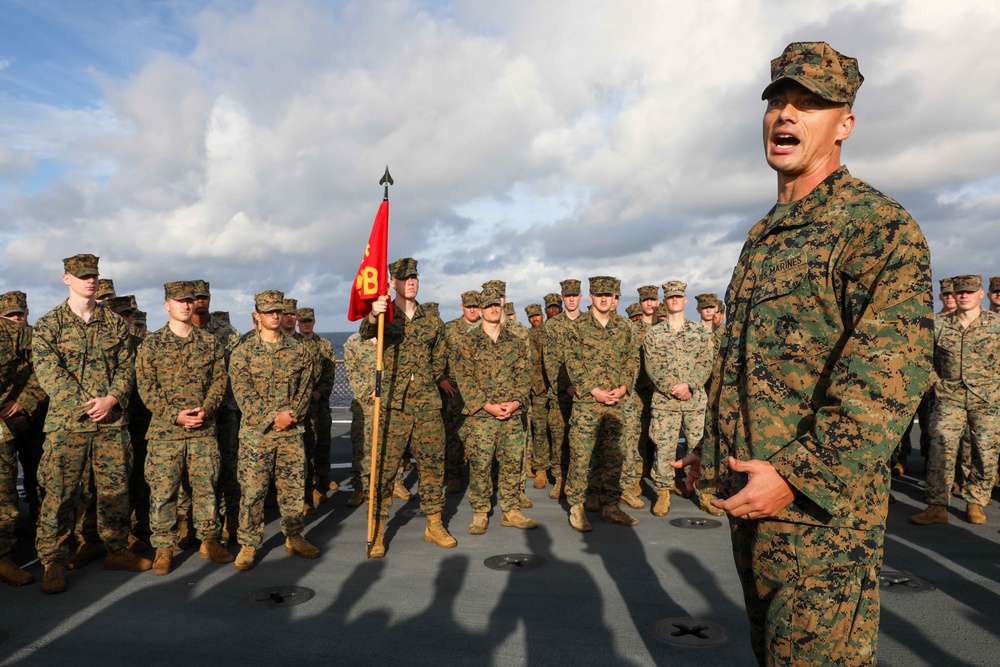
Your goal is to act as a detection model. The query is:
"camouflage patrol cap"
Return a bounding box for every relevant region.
[543,293,562,308]
[106,296,133,315]
[296,308,315,321]
[695,293,719,309]
[939,278,954,295]
[164,281,195,301]
[715,297,725,313]
[210,310,231,324]
[625,302,642,318]
[132,310,147,325]
[255,290,285,312]
[423,302,440,318]
[283,298,298,314]
[95,279,116,300]
[655,304,668,319]
[128,295,138,311]
[525,303,542,318]
[390,257,418,279]
[480,287,503,307]
[662,280,687,298]
[0,291,27,316]
[63,253,100,278]
[482,280,506,296]
[588,276,617,295]
[762,42,864,106]
[611,279,621,296]
[990,277,1000,292]
[461,291,481,308]
[192,280,210,298]
[503,302,515,316]
[560,279,581,296]
[637,285,659,301]
[952,275,982,293]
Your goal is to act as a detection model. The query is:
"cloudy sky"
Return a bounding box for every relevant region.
[2,0,998,331]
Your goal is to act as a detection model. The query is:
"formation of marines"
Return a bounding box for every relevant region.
[1,39,998,667]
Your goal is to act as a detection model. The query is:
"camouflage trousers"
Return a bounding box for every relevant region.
[237,435,306,547]
[314,398,333,483]
[618,393,643,491]
[351,399,374,490]
[925,390,1000,507]
[372,407,445,520]
[731,518,882,667]
[465,413,527,513]
[216,408,241,521]
[0,438,18,558]
[302,404,318,502]
[649,397,706,491]
[36,429,133,564]
[443,392,466,481]
[10,417,44,511]
[528,393,550,473]
[566,401,627,507]
[146,436,221,548]
[546,395,573,479]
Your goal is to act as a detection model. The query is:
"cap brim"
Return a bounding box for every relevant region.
[761,75,843,104]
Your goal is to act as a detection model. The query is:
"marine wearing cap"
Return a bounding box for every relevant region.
[0,291,28,317]
[192,280,211,298]
[390,258,419,279]
[164,281,195,301]
[662,281,687,298]
[589,276,617,294]
[255,290,285,312]
[106,296,134,316]
[296,308,315,321]
[95,279,116,300]
[952,275,982,292]
[560,279,581,297]
[762,41,863,106]
[695,293,718,309]
[939,278,954,295]
[461,291,482,308]
[543,293,562,309]
[63,253,100,278]
[525,304,543,318]
[638,285,659,301]
[480,287,503,308]
[625,303,642,320]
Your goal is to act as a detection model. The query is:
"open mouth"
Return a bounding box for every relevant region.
[774,133,799,147]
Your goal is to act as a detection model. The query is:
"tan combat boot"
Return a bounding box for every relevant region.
[285,534,321,559]
[584,494,600,513]
[967,503,986,524]
[892,456,907,475]
[127,533,150,554]
[446,477,462,494]
[910,504,948,525]
[303,502,317,516]
[347,487,366,508]
[152,547,173,576]
[698,493,725,517]
[501,509,538,530]
[328,478,340,492]
[199,538,235,563]
[67,541,103,570]
[568,504,592,532]
[671,478,693,498]
[602,504,639,526]
[234,546,256,571]
[469,512,489,535]
[41,562,66,594]
[652,490,671,517]
[424,513,458,548]
[533,470,547,489]
[548,477,564,500]
[0,556,34,586]
[621,488,645,510]
[394,479,414,501]
[105,548,153,572]
[519,491,533,509]
[312,488,328,505]
[369,525,386,558]
[221,513,238,541]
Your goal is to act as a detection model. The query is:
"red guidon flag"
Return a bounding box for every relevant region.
[347,199,392,322]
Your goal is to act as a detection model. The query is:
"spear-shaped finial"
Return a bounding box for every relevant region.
[379,165,394,201]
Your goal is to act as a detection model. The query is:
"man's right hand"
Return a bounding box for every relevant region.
[368,295,389,324]
[273,410,298,431]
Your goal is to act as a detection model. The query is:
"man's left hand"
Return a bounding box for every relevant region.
[711,456,795,519]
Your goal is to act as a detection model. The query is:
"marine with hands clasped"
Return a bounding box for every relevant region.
[136,281,233,574]
[451,288,537,534]
[363,258,456,558]
[228,290,319,571]
[674,42,933,665]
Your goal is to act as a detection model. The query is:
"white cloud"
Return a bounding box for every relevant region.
[1,0,999,330]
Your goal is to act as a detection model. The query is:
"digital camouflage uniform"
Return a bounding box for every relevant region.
[442,305,480,483]
[642,317,713,491]
[295,319,337,496]
[452,318,531,514]
[1,318,39,562]
[33,300,136,564]
[542,304,580,482]
[700,165,933,665]
[136,318,228,548]
[924,306,1000,508]
[203,310,242,527]
[343,332,376,492]
[527,319,552,476]
[360,300,447,520]
[564,302,639,507]
[229,322,315,547]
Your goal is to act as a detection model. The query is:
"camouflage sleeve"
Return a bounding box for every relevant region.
[106,316,136,407]
[343,338,368,398]
[314,339,337,397]
[202,338,228,416]
[290,347,315,419]
[228,345,266,419]
[541,323,562,388]
[687,329,714,390]
[564,322,601,397]
[31,315,90,413]
[453,335,487,415]
[512,336,532,408]
[623,323,639,392]
[641,328,671,395]
[135,338,175,422]
[430,318,447,383]
[360,313,403,345]
[767,213,933,515]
